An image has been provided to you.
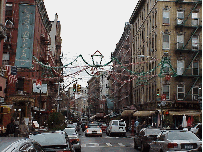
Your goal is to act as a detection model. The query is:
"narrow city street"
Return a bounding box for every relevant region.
[79,130,137,152]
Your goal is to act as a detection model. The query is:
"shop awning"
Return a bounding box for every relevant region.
[121,110,135,117]
[168,111,201,116]
[133,111,155,117]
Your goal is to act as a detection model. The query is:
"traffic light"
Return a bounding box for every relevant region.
[73,83,76,92]
[156,89,160,96]
[77,84,81,92]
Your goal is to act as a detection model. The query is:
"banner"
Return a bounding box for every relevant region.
[15,5,36,68]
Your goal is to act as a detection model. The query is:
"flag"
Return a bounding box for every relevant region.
[6,66,18,84]
[5,65,11,77]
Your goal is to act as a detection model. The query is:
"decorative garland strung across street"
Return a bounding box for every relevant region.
[32,54,177,85]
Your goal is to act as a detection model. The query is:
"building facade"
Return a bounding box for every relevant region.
[129,0,202,126]
[0,0,63,129]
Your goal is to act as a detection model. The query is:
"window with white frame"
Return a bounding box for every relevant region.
[192,61,199,75]
[163,85,170,100]
[192,12,199,26]
[192,36,199,50]
[163,10,170,24]
[177,34,184,49]
[163,33,170,49]
[177,11,184,25]
[177,84,185,100]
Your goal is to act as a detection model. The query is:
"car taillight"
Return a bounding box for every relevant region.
[85,125,88,128]
[86,129,89,133]
[57,151,71,152]
[168,143,178,148]
[99,130,102,132]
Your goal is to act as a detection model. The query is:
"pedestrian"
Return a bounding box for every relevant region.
[19,119,29,137]
[6,117,17,137]
[134,120,139,134]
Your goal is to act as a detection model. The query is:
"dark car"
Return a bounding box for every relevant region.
[81,122,88,132]
[29,132,75,152]
[134,128,163,152]
[0,137,44,152]
[64,128,81,152]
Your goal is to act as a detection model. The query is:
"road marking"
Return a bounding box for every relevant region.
[106,143,112,147]
[118,143,125,147]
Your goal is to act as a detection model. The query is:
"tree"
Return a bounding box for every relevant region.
[48,112,65,131]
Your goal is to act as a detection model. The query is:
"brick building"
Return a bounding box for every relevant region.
[0,0,63,129]
[129,0,202,126]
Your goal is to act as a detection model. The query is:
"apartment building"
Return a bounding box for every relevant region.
[129,0,202,124]
[0,0,62,128]
[111,22,133,114]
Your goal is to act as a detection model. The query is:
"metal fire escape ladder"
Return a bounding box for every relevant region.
[183,2,199,26]
[182,26,200,50]
[183,77,199,100]
[183,51,199,75]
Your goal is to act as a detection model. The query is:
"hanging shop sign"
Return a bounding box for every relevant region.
[15,5,35,68]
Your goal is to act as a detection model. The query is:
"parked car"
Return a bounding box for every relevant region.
[67,123,77,130]
[29,132,75,152]
[100,123,107,132]
[0,137,44,152]
[85,123,102,137]
[149,130,202,152]
[108,120,126,136]
[64,128,81,152]
[134,128,163,152]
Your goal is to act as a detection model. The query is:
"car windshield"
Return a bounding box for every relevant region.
[64,129,76,135]
[145,129,162,135]
[168,132,200,140]
[119,122,125,126]
[67,124,76,128]
[88,125,99,128]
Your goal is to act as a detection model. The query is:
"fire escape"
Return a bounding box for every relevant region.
[175,0,202,109]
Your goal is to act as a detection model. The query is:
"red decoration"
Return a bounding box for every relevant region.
[165,75,171,81]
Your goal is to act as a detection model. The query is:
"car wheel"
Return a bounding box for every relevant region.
[141,143,149,152]
[134,141,138,149]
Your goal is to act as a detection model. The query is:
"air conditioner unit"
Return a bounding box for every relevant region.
[0,97,4,103]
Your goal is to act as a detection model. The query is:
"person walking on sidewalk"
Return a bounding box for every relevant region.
[19,119,29,137]
[6,118,17,137]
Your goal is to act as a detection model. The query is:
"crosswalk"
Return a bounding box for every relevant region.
[81,142,134,148]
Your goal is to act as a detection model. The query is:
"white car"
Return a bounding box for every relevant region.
[149,130,202,152]
[108,120,126,136]
[85,124,102,137]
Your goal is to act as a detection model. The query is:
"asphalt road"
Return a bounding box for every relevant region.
[79,130,139,152]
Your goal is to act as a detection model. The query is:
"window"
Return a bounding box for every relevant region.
[192,61,199,75]
[177,84,185,100]
[192,36,199,50]
[192,87,199,100]
[162,63,170,74]
[177,34,184,49]
[163,85,170,100]
[177,60,185,75]
[192,12,199,26]
[163,10,170,24]
[163,33,170,49]
[112,121,118,126]
[6,3,13,17]
[177,11,184,25]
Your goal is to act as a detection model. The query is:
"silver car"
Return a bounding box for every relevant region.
[29,132,75,152]
[149,130,202,152]
[0,137,44,152]
[85,124,102,137]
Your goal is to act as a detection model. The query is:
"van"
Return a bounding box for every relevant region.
[108,120,126,136]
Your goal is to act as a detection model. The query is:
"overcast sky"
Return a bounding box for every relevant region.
[44,0,138,87]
